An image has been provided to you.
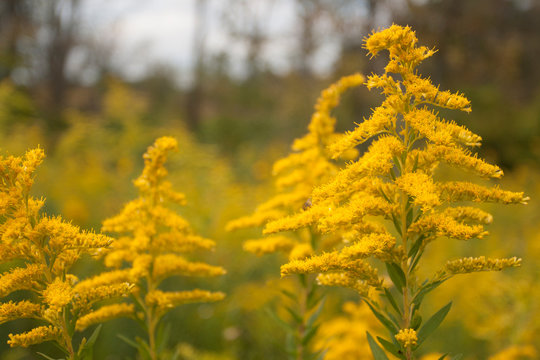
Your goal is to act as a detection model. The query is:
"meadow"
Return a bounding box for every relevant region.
[0,22,539,360]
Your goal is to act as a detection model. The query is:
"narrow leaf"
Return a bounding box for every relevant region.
[450,354,463,360]
[85,324,102,348]
[366,331,390,360]
[412,279,445,307]
[156,322,171,352]
[383,288,402,315]
[411,311,422,330]
[307,291,324,309]
[391,215,402,236]
[406,208,414,227]
[285,332,296,359]
[285,305,303,325]
[36,353,60,360]
[386,263,406,294]
[380,188,392,203]
[77,324,102,360]
[281,289,296,300]
[408,235,424,258]
[418,302,452,346]
[302,323,320,345]
[265,307,293,332]
[135,337,153,360]
[307,298,325,328]
[364,300,399,335]
[437,354,449,360]
[376,336,403,359]
[117,334,139,349]
[409,246,425,273]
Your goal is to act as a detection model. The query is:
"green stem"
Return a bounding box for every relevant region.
[400,99,414,360]
[296,276,307,360]
[146,276,159,360]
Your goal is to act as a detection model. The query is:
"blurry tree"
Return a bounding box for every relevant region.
[222,0,275,77]
[0,0,34,80]
[294,0,324,77]
[186,0,210,132]
[397,0,540,168]
[0,0,116,142]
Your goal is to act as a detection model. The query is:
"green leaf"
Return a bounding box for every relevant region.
[366,331,390,360]
[450,354,463,360]
[281,289,296,300]
[386,263,406,294]
[437,353,448,360]
[380,188,392,203]
[302,323,320,346]
[285,332,296,359]
[307,286,325,309]
[135,337,153,360]
[412,279,445,307]
[376,336,403,359]
[285,305,303,325]
[118,334,139,349]
[155,321,171,352]
[406,208,414,227]
[408,235,424,258]
[306,298,325,328]
[383,288,402,315]
[364,300,399,335]
[391,215,402,236]
[77,324,102,360]
[265,307,293,332]
[36,353,62,360]
[418,302,452,346]
[409,246,425,273]
[411,310,422,330]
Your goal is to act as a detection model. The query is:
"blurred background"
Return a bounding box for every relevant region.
[0,0,539,359]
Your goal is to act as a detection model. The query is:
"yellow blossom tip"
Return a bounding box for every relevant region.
[395,328,418,348]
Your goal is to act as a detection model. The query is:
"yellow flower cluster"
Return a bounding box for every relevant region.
[98,137,225,355]
[444,256,521,275]
[395,328,418,348]
[228,74,365,259]
[268,24,526,284]
[0,149,131,356]
[76,303,135,332]
[8,326,63,348]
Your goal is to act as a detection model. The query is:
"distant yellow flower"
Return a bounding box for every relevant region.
[99,137,225,359]
[488,345,537,360]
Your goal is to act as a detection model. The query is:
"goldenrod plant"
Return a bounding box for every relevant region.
[0,148,132,359]
[227,74,364,359]
[263,25,527,359]
[98,136,225,360]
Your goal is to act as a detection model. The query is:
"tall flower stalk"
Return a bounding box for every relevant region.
[0,148,132,359]
[98,136,226,360]
[264,25,527,359]
[227,74,364,359]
